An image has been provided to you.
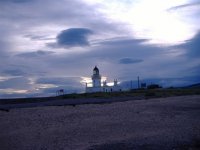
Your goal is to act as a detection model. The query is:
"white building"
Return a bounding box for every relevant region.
[86,66,122,93]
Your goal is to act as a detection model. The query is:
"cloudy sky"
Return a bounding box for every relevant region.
[0,0,200,98]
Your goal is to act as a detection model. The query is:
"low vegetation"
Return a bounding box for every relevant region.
[0,88,200,105]
[64,88,200,99]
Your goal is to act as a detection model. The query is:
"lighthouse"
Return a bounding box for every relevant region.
[92,66,101,87]
[85,66,122,93]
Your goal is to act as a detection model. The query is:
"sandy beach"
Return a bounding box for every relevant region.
[0,95,200,150]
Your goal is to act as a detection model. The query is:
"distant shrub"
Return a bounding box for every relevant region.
[167,86,174,89]
[147,84,162,89]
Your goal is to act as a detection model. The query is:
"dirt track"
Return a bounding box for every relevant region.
[0,95,200,150]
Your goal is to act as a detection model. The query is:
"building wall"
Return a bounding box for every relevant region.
[102,85,122,92]
[92,78,101,87]
[86,87,103,93]
[86,85,122,93]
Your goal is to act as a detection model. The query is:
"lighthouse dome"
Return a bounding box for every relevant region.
[93,66,99,71]
[93,66,99,75]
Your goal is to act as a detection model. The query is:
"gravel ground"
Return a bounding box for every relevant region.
[0,95,200,150]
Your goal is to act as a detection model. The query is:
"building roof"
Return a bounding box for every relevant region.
[93,66,99,71]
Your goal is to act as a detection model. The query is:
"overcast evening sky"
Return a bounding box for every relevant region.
[0,0,200,98]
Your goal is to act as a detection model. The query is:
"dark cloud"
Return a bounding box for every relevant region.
[88,38,164,60]
[119,58,143,64]
[97,38,148,46]
[56,28,93,47]
[186,64,200,76]
[16,50,54,58]
[42,86,82,95]
[0,0,120,34]
[24,34,54,41]
[184,31,200,57]
[0,0,31,3]
[36,77,81,86]
[176,31,200,58]
[0,40,11,58]
[36,76,84,95]
[0,77,30,89]
[168,2,200,11]
[2,69,26,76]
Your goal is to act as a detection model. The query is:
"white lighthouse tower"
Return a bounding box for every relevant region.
[92,66,101,87]
[85,66,122,93]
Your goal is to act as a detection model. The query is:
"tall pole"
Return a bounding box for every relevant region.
[137,76,140,89]
[131,80,133,90]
